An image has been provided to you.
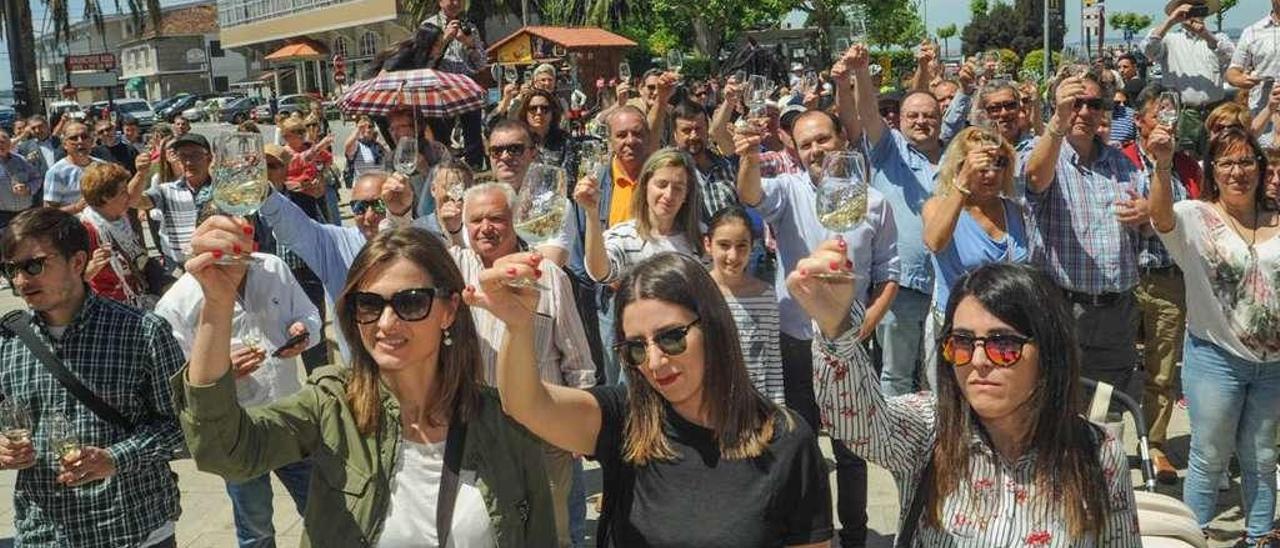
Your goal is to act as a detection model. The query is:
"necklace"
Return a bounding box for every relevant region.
[1216,202,1259,256]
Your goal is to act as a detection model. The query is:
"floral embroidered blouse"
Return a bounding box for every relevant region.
[811,305,1142,546]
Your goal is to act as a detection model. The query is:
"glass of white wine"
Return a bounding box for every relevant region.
[46,411,80,466]
[666,50,684,74]
[394,136,418,176]
[577,141,608,181]
[618,62,632,84]
[513,163,568,289]
[848,4,869,44]
[814,150,869,280]
[212,132,269,264]
[1157,91,1181,127]
[1,399,31,445]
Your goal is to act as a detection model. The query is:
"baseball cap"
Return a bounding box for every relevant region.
[170,132,210,152]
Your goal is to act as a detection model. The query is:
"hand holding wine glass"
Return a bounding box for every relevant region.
[462,252,545,325]
[211,132,268,264]
[0,400,34,470]
[814,150,870,237]
[513,164,568,289]
[786,238,858,339]
[394,136,419,176]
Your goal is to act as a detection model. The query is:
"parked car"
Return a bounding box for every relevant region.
[183,96,241,122]
[151,94,189,119]
[113,99,158,132]
[158,94,220,122]
[0,105,15,133]
[220,96,265,124]
[47,101,85,125]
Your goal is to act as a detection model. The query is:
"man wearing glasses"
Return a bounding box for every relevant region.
[132,133,216,273]
[90,120,138,176]
[42,122,102,215]
[0,208,185,547]
[1022,69,1148,398]
[486,120,538,192]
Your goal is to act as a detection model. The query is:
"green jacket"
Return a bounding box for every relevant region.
[171,365,556,547]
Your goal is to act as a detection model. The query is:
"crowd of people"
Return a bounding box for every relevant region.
[0,0,1278,545]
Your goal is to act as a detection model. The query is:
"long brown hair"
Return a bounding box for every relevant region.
[630,148,703,255]
[335,227,483,435]
[613,252,779,465]
[926,263,1107,539]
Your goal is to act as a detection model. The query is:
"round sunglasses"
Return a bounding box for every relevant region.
[349,287,448,324]
[941,332,1032,367]
[614,318,700,368]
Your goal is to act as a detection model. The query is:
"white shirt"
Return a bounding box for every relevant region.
[1230,13,1280,112]
[154,253,322,406]
[377,439,495,548]
[592,220,697,284]
[1158,202,1280,363]
[1141,26,1234,106]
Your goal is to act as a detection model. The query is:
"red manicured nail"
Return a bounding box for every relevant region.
[233,244,243,255]
[837,238,847,249]
[829,261,840,270]
[212,249,224,260]
[799,268,809,276]
[242,225,254,236]
[535,269,543,279]
[506,267,517,277]
[845,259,853,269]
[465,285,475,293]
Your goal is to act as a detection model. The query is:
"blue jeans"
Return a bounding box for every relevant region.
[598,288,623,386]
[569,458,587,547]
[225,460,312,547]
[875,288,931,397]
[1182,335,1280,540]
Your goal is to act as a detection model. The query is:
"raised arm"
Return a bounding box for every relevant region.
[923,146,990,252]
[710,80,743,156]
[734,130,766,207]
[1024,76,1084,194]
[849,45,887,147]
[1146,123,1178,233]
[571,175,610,281]
[830,48,859,144]
[465,253,602,456]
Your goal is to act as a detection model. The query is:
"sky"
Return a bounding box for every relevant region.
[0,0,1274,94]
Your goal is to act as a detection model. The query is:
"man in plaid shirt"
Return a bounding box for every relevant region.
[0,208,185,547]
[1022,68,1149,398]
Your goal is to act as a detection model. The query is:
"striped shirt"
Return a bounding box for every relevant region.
[1108,105,1137,145]
[449,245,596,389]
[145,177,214,266]
[811,306,1142,546]
[723,288,784,403]
[591,220,698,284]
[0,153,42,212]
[42,156,102,206]
[1020,137,1144,294]
[0,295,186,547]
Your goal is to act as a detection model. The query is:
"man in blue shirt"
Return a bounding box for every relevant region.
[846,44,943,397]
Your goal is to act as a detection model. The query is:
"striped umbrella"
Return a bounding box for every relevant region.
[337,68,486,118]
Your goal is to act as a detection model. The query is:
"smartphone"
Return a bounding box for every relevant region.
[271,332,310,358]
[1260,77,1277,104]
[1188,4,1209,18]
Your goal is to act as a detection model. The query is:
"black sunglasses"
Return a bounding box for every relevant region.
[349,287,448,324]
[1074,98,1105,111]
[941,332,1032,367]
[350,199,387,216]
[488,143,527,158]
[527,104,553,114]
[983,101,1021,115]
[0,256,49,280]
[614,318,701,368]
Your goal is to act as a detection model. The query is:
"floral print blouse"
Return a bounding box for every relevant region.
[811,306,1142,546]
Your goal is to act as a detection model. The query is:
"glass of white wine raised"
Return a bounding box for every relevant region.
[1,399,31,445]
[813,150,869,280]
[512,163,568,290]
[211,132,269,264]
[46,411,80,466]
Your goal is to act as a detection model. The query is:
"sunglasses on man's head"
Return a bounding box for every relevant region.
[0,256,49,280]
[614,318,701,368]
[488,143,527,158]
[350,198,387,216]
[350,287,447,324]
[941,332,1032,367]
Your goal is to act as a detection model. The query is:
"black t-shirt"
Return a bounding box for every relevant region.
[92,142,139,175]
[588,385,833,547]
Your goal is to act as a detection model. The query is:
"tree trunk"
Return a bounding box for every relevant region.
[16,0,41,116]
[692,17,722,74]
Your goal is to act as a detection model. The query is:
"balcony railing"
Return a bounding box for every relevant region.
[217,0,356,28]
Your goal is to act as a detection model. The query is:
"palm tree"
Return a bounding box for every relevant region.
[937,23,956,59]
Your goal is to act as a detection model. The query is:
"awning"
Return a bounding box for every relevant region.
[126,77,145,91]
[264,38,329,62]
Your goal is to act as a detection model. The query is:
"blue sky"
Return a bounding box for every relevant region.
[0,0,1274,93]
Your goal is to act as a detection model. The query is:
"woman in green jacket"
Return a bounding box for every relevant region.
[173,220,555,547]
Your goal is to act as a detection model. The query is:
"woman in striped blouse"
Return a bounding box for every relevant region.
[704,205,784,403]
[791,241,1141,546]
[576,147,703,285]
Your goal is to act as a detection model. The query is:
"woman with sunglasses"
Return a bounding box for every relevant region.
[577,148,703,286]
[1148,126,1280,542]
[922,127,1030,387]
[516,90,576,173]
[467,250,833,546]
[174,222,555,546]
[788,240,1141,545]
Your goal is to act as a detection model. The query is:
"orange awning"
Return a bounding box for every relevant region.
[264,38,329,62]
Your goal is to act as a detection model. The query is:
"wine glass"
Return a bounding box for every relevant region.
[394,136,418,176]
[835,38,851,55]
[848,4,869,43]
[46,411,80,465]
[666,50,684,73]
[211,132,268,264]
[513,163,568,289]
[577,141,608,181]
[1,399,31,445]
[618,62,632,83]
[814,150,870,268]
[1157,91,1181,127]
[491,65,504,84]
[504,65,519,85]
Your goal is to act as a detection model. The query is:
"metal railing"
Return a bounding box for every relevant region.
[216,0,356,28]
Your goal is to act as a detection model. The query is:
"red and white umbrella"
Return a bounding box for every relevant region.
[337,68,486,118]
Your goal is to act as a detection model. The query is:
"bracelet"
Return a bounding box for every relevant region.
[952,182,972,196]
[448,225,463,235]
[1047,124,1067,139]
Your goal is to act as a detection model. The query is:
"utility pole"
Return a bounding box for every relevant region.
[4,0,35,116]
[1043,0,1051,79]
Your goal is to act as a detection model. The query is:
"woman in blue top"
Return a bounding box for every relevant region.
[921,127,1031,389]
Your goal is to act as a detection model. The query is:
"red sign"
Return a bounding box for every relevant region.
[64,53,117,72]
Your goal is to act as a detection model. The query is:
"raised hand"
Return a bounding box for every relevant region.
[56,446,116,487]
[381,172,414,215]
[786,238,858,338]
[573,175,600,210]
[462,252,543,325]
[183,216,254,307]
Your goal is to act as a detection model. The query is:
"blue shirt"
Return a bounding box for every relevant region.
[42,156,102,205]
[756,171,900,340]
[867,129,938,294]
[0,153,41,212]
[931,198,1031,310]
[1132,144,1190,270]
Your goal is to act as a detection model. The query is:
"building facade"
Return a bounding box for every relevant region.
[118,3,251,100]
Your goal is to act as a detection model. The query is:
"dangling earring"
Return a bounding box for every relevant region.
[443,327,453,347]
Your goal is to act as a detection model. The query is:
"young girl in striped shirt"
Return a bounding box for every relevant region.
[704,205,785,403]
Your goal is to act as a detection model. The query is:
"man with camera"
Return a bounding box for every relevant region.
[424,0,487,169]
[1142,0,1234,156]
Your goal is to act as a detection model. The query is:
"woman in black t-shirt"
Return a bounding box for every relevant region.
[465,251,833,547]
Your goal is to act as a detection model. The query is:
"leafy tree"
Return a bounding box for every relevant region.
[961,0,1064,58]
[1215,0,1239,32]
[937,23,957,58]
[970,0,988,17]
[1108,11,1153,45]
